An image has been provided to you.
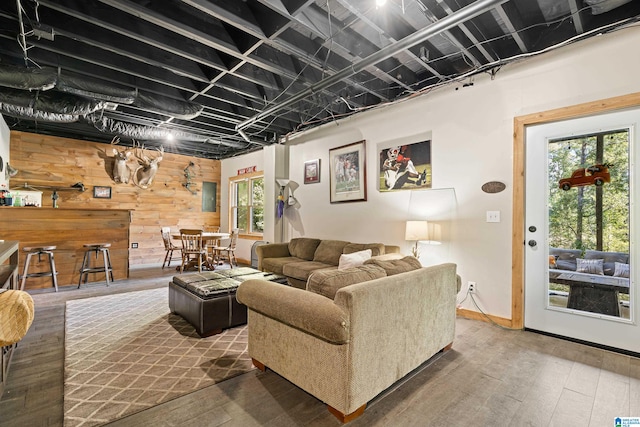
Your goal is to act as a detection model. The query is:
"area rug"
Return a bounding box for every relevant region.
[64,288,253,426]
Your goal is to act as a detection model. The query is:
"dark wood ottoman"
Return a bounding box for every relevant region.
[169,268,287,337]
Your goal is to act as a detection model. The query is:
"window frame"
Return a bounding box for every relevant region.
[228,170,264,240]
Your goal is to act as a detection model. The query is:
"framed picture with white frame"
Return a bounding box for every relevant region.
[329,140,367,203]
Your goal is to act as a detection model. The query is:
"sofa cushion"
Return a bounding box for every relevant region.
[343,243,385,256]
[262,256,304,275]
[283,261,335,281]
[364,255,422,275]
[585,250,628,276]
[313,240,350,265]
[288,238,322,261]
[576,258,604,275]
[338,249,372,270]
[550,248,582,271]
[614,262,630,278]
[370,253,405,262]
[307,264,387,299]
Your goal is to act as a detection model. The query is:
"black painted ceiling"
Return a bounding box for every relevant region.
[0,0,638,159]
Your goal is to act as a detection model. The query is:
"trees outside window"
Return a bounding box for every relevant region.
[230,173,264,235]
[548,130,629,252]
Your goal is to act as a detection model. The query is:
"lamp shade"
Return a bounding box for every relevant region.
[425,223,442,245]
[405,221,442,244]
[405,221,430,241]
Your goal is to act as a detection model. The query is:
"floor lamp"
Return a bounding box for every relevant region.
[405,220,441,258]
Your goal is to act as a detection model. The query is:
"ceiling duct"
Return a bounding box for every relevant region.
[585,0,633,14]
[57,75,136,104]
[0,88,107,115]
[0,65,203,120]
[0,104,78,123]
[134,92,204,120]
[0,64,56,91]
[84,115,246,148]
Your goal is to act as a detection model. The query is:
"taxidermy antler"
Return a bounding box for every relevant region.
[133,144,164,189]
[110,136,133,184]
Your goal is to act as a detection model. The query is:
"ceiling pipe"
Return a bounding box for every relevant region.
[236,0,508,132]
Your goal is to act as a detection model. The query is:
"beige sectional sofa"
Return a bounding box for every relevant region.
[236,259,459,423]
[256,237,401,288]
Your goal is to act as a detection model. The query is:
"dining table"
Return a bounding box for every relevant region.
[172,231,231,271]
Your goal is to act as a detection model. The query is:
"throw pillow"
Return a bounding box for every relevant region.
[338,249,372,270]
[576,258,604,275]
[613,262,630,278]
[364,255,422,276]
[313,240,350,265]
[306,264,387,299]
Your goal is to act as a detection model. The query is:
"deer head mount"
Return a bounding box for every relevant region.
[110,136,133,184]
[106,138,164,189]
[132,143,164,189]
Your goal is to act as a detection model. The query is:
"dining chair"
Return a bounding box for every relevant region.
[179,229,207,273]
[205,226,222,261]
[212,228,239,268]
[161,227,181,268]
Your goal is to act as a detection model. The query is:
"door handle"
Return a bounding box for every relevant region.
[528,240,537,247]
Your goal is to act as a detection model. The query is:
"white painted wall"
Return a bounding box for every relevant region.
[220,149,265,263]
[0,115,9,189]
[223,26,640,319]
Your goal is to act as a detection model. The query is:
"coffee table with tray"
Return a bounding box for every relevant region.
[169,267,287,337]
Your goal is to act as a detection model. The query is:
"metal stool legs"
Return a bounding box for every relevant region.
[78,244,114,288]
[20,246,59,292]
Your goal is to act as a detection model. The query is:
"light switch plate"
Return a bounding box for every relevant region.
[486,211,501,223]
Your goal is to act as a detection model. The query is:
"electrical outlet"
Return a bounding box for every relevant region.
[468,281,476,294]
[131,243,138,249]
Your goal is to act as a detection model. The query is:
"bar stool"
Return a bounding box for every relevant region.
[20,246,59,292]
[78,243,114,288]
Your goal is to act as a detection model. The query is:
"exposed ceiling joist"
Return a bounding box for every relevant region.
[0,0,637,159]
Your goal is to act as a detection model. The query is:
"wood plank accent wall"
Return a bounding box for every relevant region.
[7,131,221,286]
[0,208,130,289]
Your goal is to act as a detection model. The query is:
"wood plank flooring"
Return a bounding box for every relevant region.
[1,267,639,426]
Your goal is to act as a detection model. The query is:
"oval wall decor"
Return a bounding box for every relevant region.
[481,181,506,194]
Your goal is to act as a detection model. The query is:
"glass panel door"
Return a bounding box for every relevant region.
[524,108,640,353]
[547,130,630,319]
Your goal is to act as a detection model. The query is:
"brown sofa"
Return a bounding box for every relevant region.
[237,259,459,422]
[256,237,401,288]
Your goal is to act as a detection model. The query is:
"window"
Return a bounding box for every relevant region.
[229,171,264,236]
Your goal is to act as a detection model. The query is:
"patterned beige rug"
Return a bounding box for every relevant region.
[64,288,253,426]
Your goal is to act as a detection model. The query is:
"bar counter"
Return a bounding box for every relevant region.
[0,207,131,290]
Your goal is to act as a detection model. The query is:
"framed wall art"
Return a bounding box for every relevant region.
[329,140,367,203]
[378,139,432,192]
[93,186,112,199]
[304,159,320,184]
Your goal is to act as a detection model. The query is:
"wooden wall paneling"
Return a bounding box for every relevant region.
[9,131,222,271]
[0,208,130,289]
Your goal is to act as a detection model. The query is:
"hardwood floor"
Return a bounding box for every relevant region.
[1,267,639,426]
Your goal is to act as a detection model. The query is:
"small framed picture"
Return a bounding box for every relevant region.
[304,159,320,184]
[93,186,112,199]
